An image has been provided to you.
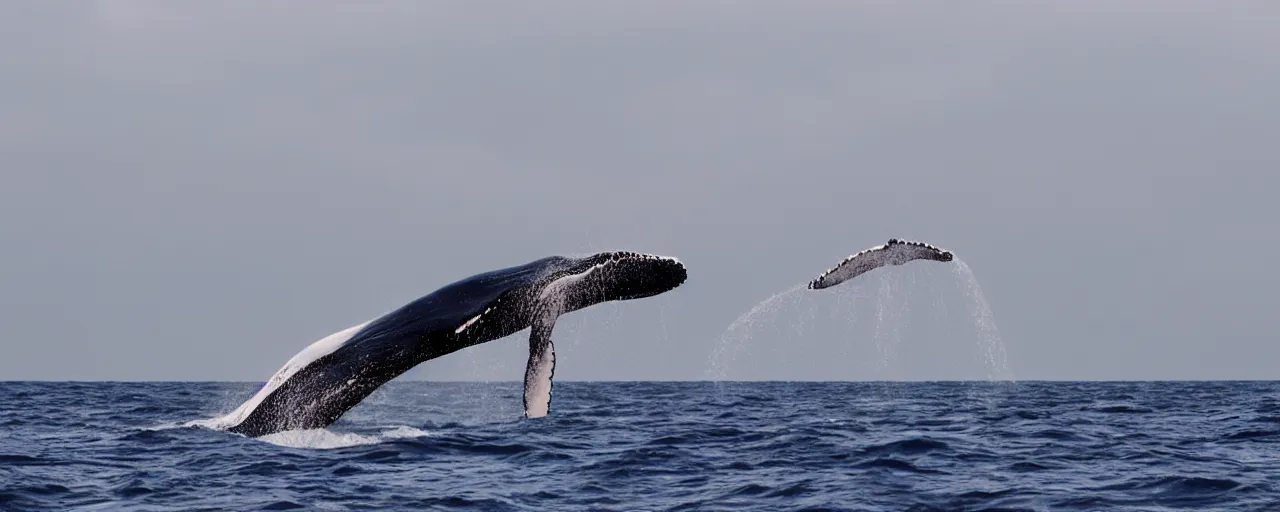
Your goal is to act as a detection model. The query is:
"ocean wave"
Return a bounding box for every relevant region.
[3,381,1279,511]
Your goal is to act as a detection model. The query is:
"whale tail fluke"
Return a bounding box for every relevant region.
[808,238,953,290]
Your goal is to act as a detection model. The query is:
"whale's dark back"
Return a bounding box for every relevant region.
[226,257,568,437]
[343,256,566,352]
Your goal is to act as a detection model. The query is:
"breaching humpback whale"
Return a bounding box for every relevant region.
[220,252,687,437]
[808,238,953,290]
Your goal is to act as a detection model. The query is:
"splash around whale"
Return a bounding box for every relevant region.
[808,238,953,290]
[215,251,687,437]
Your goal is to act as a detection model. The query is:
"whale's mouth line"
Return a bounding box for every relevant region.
[559,252,684,283]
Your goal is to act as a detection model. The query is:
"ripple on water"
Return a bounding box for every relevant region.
[2,381,1278,511]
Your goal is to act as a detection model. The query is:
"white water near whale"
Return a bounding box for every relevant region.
[707,259,1013,383]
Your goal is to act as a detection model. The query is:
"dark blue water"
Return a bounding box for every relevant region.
[2,381,1279,511]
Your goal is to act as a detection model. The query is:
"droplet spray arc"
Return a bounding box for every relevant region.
[950,258,1014,382]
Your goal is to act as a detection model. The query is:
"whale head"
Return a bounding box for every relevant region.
[544,251,687,308]
[585,251,687,301]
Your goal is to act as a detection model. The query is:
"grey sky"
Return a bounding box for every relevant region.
[2,1,1277,382]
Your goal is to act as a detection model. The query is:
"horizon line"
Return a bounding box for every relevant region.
[3,378,1279,383]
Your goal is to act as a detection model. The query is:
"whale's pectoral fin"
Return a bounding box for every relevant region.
[523,313,557,419]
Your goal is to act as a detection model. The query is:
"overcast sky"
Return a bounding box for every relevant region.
[2,1,1277,382]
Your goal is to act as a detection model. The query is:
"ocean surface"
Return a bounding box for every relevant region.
[2,381,1279,511]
